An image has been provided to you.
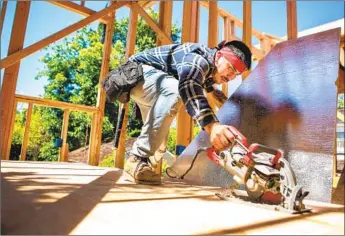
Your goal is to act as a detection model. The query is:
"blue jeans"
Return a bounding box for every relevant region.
[129,65,183,159]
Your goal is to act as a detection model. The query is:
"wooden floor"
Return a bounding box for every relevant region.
[1,160,344,235]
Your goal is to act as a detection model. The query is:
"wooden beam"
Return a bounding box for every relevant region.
[0,0,8,38]
[132,2,172,45]
[15,94,98,114]
[263,33,285,42]
[287,0,298,40]
[156,1,172,46]
[88,3,116,166]
[20,103,33,161]
[48,1,109,24]
[1,1,31,160]
[155,1,173,173]
[4,101,18,160]
[81,1,85,7]
[208,1,218,48]
[114,5,138,169]
[242,0,252,80]
[59,109,70,162]
[206,1,219,110]
[140,1,158,9]
[337,110,344,122]
[176,1,200,156]
[340,34,344,48]
[200,1,264,40]
[224,17,235,41]
[0,2,127,70]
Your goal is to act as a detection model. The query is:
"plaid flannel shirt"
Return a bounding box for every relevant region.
[129,43,219,128]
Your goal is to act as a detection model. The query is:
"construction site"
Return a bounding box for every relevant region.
[1,1,344,235]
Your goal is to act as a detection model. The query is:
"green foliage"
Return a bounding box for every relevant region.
[99,151,115,167]
[338,94,344,109]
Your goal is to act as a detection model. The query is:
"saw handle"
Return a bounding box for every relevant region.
[206,147,222,165]
[248,143,283,165]
[227,126,248,148]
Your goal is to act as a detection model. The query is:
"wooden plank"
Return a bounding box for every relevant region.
[156,1,172,46]
[206,1,219,111]
[88,3,116,166]
[0,2,127,70]
[132,2,172,45]
[200,1,266,40]
[4,101,18,160]
[208,1,218,48]
[287,0,298,40]
[242,0,252,80]
[1,1,31,160]
[260,37,271,56]
[154,1,173,174]
[15,94,98,114]
[114,6,138,169]
[59,109,70,162]
[175,1,199,156]
[0,0,8,38]
[1,161,344,235]
[223,17,235,41]
[140,1,158,9]
[48,1,109,24]
[20,103,33,161]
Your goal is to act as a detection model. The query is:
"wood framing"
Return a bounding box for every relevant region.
[0,2,127,70]
[48,1,109,24]
[59,109,70,162]
[208,1,218,48]
[154,1,173,174]
[1,1,31,160]
[157,1,173,46]
[15,95,98,113]
[4,101,18,160]
[114,5,138,169]
[0,0,7,37]
[20,103,33,161]
[88,2,116,166]
[176,1,200,156]
[242,0,252,80]
[287,0,298,40]
[224,16,235,41]
[132,2,173,45]
[206,1,219,110]
[201,1,269,40]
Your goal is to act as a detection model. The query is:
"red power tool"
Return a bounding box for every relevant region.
[206,126,311,214]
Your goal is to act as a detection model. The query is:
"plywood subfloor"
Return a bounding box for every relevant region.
[1,161,344,235]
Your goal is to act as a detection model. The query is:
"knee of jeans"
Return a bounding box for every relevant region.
[168,96,182,116]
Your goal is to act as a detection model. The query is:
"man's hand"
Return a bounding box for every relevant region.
[204,122,236,151]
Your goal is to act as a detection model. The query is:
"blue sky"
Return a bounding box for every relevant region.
[1,1,344,98]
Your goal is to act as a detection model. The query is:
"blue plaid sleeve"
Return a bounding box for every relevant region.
[177,53,219,128]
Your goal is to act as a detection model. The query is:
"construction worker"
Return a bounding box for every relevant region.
[124,40,252,185]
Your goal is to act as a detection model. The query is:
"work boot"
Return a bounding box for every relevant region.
[124,155,161,185]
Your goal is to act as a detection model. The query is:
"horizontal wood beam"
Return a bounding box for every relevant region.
[15,94,98,114]
[132,2,172,45]
[48,1,110,24]
[263,33,285,42]
[0,1,127,70]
